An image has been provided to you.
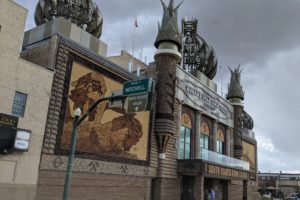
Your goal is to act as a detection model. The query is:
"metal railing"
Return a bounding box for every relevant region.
[200,148,250,171]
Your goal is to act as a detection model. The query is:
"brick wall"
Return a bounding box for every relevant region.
[228,181,243,200]
[248,184,259,200]
[36,170,151,200]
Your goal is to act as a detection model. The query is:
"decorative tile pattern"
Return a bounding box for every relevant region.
[41,154,157,177]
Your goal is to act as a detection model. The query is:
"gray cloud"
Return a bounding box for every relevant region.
[15,0,300,171]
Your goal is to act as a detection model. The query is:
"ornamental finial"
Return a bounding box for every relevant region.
[154,0,183,50]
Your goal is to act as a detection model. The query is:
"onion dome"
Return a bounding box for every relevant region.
[182,19,218,79]
[34,0,103,38]
[242,110,254,130]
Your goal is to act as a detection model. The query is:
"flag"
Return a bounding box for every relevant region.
[134,16,138,28]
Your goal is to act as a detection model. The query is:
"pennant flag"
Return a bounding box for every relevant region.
[134,17,138,28]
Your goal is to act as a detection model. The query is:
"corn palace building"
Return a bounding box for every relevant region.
[0,0,258,199]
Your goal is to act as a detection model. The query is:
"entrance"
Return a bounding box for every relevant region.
[204,178,228,200]
[181,176,194,200]
[243,180,248,200]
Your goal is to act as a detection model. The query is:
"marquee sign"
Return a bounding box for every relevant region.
[176,68,234,127]
[177,160,250,180]
[203,162,249,180]
[0,113,19,152]
[0,113,18,128]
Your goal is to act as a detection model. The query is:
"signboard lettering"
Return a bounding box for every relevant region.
[176,68,234,127]
[126,93,150,113]
[0,113,18,128]
[123,78,152,96]
[205,163,249,179]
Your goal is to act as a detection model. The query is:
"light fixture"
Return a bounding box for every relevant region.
[74,108,81,117]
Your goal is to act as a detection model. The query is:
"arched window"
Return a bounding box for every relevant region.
[200,122,210,150]
[180,113,192,159]
[216,128,225,154]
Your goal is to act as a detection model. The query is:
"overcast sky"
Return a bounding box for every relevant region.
[15,0,300,173]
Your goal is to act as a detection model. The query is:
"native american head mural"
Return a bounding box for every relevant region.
[61,62,150,160]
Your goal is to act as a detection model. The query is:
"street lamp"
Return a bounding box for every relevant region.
[278,171,282,198]
[62,95,124,200]
[297,177,299,194]
[62,108,81,200]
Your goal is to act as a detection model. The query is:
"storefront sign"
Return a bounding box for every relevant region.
[203,163,249,179]
[14,129,31,151]
[0,113,18,128]
[176,68,234,127]
[0,113,18,152]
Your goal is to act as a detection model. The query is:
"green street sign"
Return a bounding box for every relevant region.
[123,78,152,96]
[126,93,150,113]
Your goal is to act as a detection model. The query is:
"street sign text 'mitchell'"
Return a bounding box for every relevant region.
[123,78,152,96]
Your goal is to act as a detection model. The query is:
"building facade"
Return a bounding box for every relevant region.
[0,1,54,200]
[0,0,258,199]
[258,172,300,197]
[108,50,148,73]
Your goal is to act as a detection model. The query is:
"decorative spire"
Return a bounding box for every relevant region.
[34,0,103,38]
[226,65,244,100]
[154,0,183,50]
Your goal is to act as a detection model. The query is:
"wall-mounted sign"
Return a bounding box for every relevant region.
[177,160,249,180]
[0,113,18,128]
[176,68,234,127]
[203,162,249,180]
[14,129,31,151]
[0,113,18,153]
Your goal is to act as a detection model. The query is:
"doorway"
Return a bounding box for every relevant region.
[181,176,194,200]
[204,178,228,200]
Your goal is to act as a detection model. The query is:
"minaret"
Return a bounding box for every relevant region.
[154,0,183,159]
[226,66,245,159]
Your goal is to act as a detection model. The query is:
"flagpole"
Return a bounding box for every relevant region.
[131,15,137,71]
[220,65,223,97]
[140,18,145,63]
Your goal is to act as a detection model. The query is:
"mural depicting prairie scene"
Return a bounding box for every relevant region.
[242,141,256,171]
[61,62,150,161]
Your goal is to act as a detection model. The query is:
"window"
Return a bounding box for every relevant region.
[180,113,192,159]
[216,140,224,154]
[180,126,191,159]
[200,134,209,149]
[12,92,27,117]
[200,122,210,150]
[216,128,225,154]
